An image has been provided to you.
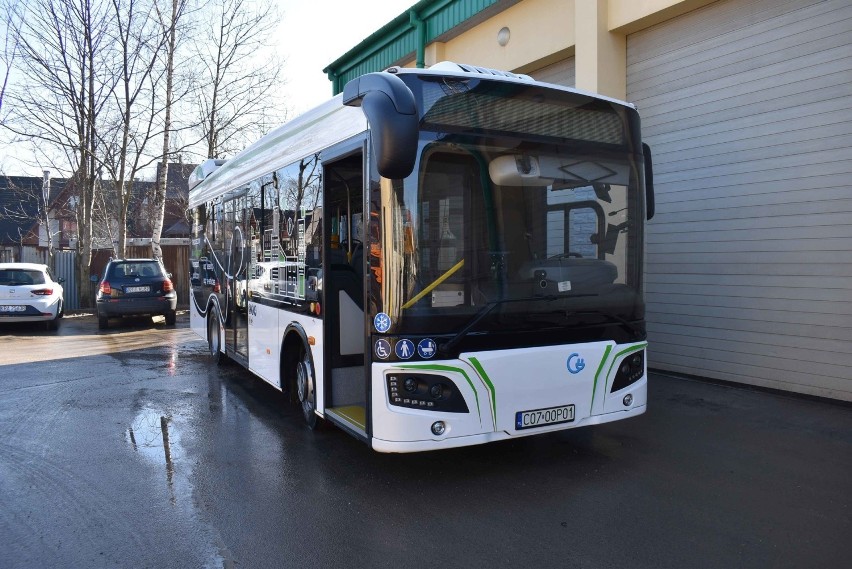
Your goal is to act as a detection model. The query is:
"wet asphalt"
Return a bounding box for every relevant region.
[0,314,849,569]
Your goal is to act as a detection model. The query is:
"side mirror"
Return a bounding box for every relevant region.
[343,72,419,179]
[642,142,655,220]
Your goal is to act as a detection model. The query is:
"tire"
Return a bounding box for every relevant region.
[164,310,176,326]
[207,310,226,365]
[98,314,109,330]
[294,344,319,430]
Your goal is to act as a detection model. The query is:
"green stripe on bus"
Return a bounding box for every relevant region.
[590,344,613,414]
[398,364,482,426]
[468,357,497,431]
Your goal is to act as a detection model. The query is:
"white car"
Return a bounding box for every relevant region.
[0,262,65,330]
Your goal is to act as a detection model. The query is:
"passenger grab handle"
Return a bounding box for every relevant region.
[401,259,465,310]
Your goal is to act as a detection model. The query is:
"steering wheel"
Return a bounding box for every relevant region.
[340,238,362,250]
[549,252,583,260]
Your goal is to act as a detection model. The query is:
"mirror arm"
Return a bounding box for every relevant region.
[343,72,419,179]
[642,142,655,220]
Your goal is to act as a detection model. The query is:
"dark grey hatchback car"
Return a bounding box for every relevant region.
[95,259,177,329]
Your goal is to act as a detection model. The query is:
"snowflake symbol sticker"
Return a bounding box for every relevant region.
[374,312,392,333]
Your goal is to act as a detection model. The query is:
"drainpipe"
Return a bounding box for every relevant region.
[42,170,52,263]
[326,67,340,96]
[409,10,426,68]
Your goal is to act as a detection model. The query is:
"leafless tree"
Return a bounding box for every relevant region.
[194,0,285,159]
[150,0,188,261]
[100,0,169,259]
[5,0,115,306]
[0,0,23,122]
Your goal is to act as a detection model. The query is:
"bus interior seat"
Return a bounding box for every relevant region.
[350,242,364,281]
[328,247,348,266]
[327,263,364,367]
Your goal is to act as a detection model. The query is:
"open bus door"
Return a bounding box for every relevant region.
[321,150,369,439]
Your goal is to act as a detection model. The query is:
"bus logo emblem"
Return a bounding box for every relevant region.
[567,353,585,374]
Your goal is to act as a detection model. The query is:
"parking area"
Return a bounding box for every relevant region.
[0,315,849,568]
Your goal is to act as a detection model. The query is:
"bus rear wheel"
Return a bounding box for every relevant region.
[207,310,226,365]
[295,346,318,430]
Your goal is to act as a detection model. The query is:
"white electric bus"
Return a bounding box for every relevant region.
[187,62,655,453]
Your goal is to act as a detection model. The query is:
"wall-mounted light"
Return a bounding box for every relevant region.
[497,27,510,47]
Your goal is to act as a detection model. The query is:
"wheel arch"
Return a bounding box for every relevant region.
[281,322,313,388]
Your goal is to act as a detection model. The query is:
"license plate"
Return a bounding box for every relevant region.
[0,305,26,312]
[125,286,150,293]
[515,404,575,430]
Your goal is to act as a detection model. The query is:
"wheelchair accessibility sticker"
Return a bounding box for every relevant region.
[375,339,391,360]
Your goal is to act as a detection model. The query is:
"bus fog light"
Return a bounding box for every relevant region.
[623,394,633,407]
[431,421,446,436]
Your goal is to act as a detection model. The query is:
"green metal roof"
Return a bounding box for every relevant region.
[323,0,515,95]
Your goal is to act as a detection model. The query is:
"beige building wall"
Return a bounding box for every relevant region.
[402,0,718,101]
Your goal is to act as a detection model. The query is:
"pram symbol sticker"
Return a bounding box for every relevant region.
[417,338,437,359]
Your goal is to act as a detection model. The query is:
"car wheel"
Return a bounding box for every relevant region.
[294,344,319,430]
[98,314,109,330]
[207,309,226,365]
[164,310,176,326]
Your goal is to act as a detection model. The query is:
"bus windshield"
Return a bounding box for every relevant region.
[374,76,646,348]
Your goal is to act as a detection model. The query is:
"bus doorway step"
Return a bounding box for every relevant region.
[326,406,367,437]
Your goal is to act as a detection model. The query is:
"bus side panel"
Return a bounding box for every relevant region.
[190,298,206,342]
[247,301,280,388]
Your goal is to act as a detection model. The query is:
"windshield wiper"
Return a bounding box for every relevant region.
[564,309,643,338]
[440,299,641,355]
[440,295,587,355]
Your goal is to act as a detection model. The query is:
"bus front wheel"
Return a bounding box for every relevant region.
[295,346,318,430]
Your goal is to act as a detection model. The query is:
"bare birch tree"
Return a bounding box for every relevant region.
[100,0,168,259]
[194,0,285,159]
[150,0,187,261]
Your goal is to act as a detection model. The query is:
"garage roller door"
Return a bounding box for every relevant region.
[529,57,575,87]
[627,0,852,400]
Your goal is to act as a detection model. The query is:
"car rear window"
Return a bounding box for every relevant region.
[0,269,46,285]
[109,262,162,279]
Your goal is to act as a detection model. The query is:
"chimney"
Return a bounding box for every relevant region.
[42,170,51,197]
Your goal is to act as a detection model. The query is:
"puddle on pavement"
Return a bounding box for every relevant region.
[127,408,184,503]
